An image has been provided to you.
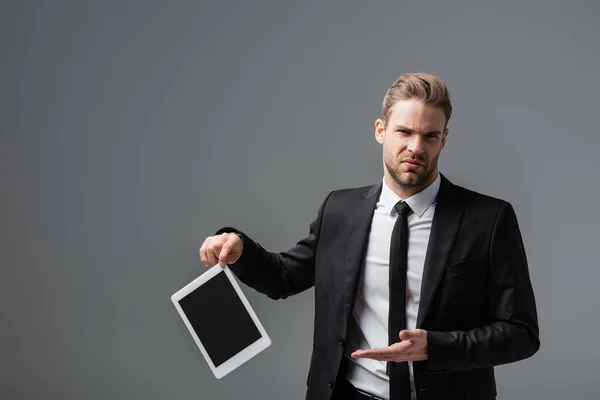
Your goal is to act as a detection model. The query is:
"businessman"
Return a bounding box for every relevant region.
[199,72,540,400]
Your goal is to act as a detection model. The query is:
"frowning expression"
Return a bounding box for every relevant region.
[375,99,448,194]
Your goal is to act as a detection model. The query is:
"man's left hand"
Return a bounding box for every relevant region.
[351,329,428,362]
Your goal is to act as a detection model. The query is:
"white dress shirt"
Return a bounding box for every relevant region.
[344,172,441,400]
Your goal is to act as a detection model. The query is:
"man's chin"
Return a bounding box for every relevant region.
[397,172,427,187]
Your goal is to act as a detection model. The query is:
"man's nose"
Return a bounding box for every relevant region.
[407,135,424,154]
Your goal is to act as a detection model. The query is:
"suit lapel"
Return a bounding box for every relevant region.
[343,183,382,320]
[416,174,465,328]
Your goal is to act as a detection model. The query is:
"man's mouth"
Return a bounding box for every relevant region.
[402,161,424,168]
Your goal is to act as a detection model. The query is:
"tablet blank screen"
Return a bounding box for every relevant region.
[178,270,263,367]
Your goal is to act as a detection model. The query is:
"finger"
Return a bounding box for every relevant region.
[351,348,397,360]
[213,235,231,267]
[199,237,212,266]
[351,346,396,359]
[399,330,411,341]
[352,353,398,361]
[351,350,399,361]
[400,329,426,341]
[218,234,238,266]
[352,340,411,358]
[206,237,220,266]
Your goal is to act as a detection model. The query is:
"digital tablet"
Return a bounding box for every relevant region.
[171,265,271,379]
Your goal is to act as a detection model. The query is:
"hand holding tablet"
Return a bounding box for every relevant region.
[171,264,271,379]
[199,232,244,268]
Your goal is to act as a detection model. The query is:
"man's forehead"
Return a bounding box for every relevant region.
[388,100,446,128]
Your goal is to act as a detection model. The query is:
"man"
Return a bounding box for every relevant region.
[199,72,540,400]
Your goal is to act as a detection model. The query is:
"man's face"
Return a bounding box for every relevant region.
[375,99,448,193]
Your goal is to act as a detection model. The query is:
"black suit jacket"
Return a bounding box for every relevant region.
[216,173,540,400]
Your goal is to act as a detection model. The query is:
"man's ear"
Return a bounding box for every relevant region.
[375,119,385,144]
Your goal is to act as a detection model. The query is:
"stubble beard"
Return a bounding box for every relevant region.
[385,154,438,190]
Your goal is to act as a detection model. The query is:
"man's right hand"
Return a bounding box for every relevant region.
[199,232,243,268]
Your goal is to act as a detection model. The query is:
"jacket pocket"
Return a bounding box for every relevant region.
[444,256,480,277]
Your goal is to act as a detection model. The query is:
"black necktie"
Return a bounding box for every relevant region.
[388,201,413,399]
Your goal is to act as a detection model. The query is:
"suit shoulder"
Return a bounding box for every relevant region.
[316,183,379,214]
[452,182,513,214]
[327,183,379,201]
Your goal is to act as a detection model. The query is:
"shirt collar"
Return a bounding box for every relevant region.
[380,172,441,218]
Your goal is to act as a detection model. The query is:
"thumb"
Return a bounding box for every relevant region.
[399,330,411,341]
[218,234,240,266]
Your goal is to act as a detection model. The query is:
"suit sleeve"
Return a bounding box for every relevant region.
[214,191,333,300]
[425,201,540,371]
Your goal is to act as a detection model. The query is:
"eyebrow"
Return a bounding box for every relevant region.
[392,125,442,135]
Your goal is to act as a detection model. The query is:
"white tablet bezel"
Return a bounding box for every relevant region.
[171,265,271,379]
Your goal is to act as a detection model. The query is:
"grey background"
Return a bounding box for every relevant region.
[1,0,599,399]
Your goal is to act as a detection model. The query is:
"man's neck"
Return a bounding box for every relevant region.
[384,170,438,200]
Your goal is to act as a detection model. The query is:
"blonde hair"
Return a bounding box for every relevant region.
[382,72,452,128]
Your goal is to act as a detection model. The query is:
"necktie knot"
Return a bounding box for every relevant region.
[394,201,412,218]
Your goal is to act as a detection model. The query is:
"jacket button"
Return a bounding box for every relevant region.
[328,379,335,388]
[339,337,345,347]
